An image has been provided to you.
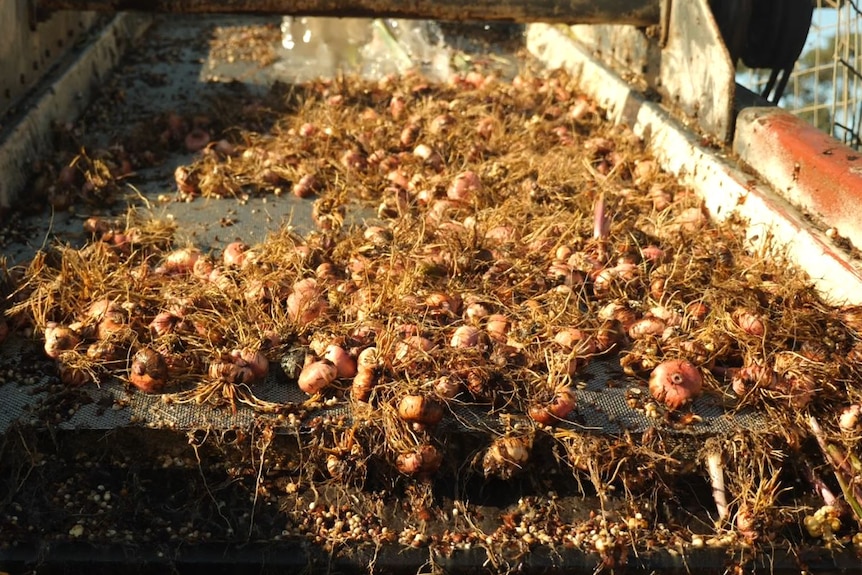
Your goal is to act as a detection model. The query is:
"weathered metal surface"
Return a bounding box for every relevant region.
[0,1,99,119]
[658,0,735,142]
[562,0,734,142]
[567,24,660,89]
[735,106,862,254]
[37,0,662,25]
[0,14,152,211]
[528,23,862,305]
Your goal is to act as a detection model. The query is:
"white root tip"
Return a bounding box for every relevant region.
[706,451,729,523]
[593,193,609,239]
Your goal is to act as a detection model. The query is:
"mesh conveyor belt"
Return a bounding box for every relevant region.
[0,335,769,437]
[0,13,771,443]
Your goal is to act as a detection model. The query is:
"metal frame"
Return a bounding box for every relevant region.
[659,0,736,141]
[568,0,736,142]
[0,13,151,210]
[33,0,662,25]
[0,1,99,119]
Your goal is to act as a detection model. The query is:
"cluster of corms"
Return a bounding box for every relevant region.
[15,67,862,486]
[30,112,219,211]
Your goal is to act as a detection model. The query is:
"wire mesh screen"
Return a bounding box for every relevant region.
[741,1,862,149]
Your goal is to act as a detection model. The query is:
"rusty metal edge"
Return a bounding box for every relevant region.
[35,0,662,26]
[0,12,153,212]
[527,23,862,306]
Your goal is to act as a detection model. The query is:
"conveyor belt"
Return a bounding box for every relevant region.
[0,333,771,437]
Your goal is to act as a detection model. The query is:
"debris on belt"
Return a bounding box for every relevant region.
[3,50,862,566]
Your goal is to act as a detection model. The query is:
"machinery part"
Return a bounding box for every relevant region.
[742,0,813,71]
[0,13,151,211]
[708,0,752,63]
[709,0,813,103]
[660,0,736,142]
[563,0,736,142]
[0,1,100,119]
[34,0,662,25]
[745,0,813,103]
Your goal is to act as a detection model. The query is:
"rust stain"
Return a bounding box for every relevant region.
[761,111,862,242]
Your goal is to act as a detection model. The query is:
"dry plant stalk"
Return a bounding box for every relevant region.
[10,66,862,547]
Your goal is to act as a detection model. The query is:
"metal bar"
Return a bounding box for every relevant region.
[36,0,661,25]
